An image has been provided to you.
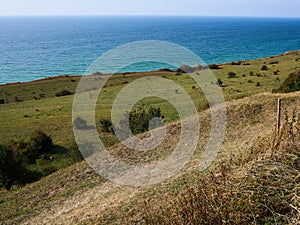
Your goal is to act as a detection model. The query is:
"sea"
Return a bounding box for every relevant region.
[0,16,300,84]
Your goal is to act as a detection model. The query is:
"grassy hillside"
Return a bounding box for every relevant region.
[0,91,299,224]
[1,50,299,147]
[0,50,300,224]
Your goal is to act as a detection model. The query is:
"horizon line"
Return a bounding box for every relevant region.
[0,14,299,19]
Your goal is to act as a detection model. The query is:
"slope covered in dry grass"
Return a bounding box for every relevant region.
[146,104,300,225]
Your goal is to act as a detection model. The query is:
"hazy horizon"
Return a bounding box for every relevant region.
[0,0,299,18]
[0,15,300,19]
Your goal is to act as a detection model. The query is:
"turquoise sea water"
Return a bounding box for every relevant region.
[0,16,300,84]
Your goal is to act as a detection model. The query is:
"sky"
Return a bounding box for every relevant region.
[0,0,299,18]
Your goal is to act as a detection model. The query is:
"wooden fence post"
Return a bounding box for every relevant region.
[277,98,281,134]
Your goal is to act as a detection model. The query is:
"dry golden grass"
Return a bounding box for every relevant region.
[145,114,300,225]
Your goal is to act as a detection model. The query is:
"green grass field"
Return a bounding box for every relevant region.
[1,51,299,143]
[0,51,299,172]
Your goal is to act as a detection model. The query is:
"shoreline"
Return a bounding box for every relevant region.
[1,49,299,87]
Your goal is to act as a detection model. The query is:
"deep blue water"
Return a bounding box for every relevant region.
[0,16,300,84]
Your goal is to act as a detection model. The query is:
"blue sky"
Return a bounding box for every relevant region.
[0,0,299,17]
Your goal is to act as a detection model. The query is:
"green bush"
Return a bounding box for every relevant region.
[10,131,53,164]
[0,145,24,190]
[261,65,269,70]
[99,119,114,133]
[228,72,237,78]
[119,105,165,137]
[1,131,56,190]
[26,131,53,163]
[231,61,242,65]
[209,64,221,70]
[273,71,300,93]
[55,89,73,97]
[216,78,223,86]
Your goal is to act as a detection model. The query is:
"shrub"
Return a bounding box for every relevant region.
[261,65,268,70]
[7,131,53,165]
[228,72,237,78]
[30,131,53,154]
[209,64,221,70]
[100,119,114,133]
[216,78,223,86]
[119,105,165,138]
[0,143,43,190]
[55,89,73,97]
[0,145,23,190]
[20,131,54,163]
[273,71,300,93]
[158,68,173,72]
[14,96,22,102]
[231,61,242,65]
